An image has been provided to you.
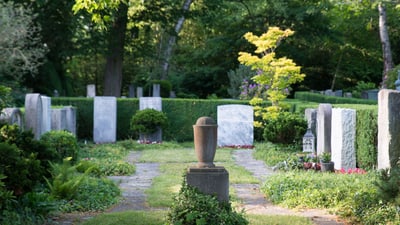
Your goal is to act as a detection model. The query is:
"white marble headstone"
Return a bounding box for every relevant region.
[217,104,253,147]
[41,96,51,135]
[93,97,117,143]
[139,97,162,111]
[87,84,96,97]
[25,93,43,140]
[51,108,67,131]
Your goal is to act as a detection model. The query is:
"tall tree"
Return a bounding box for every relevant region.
[378,2,394,88]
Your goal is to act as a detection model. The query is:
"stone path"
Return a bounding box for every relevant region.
[232,149,345,225]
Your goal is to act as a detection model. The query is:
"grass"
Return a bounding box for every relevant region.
[80,211,313,225]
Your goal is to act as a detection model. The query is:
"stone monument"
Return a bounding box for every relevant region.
[25,93,43,140]
[316,104,332,155]
[186,117,229,202]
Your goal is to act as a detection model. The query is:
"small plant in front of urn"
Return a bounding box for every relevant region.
[320,152,331,163]
[130,109,168,142]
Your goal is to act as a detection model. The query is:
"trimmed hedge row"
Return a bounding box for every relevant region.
[52,98,248,142]
[294,91,377,105]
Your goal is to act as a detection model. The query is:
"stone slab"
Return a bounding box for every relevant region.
[316,104,332,155]
[139,97,162,111]
[331,108,356,170]
[51,108,67,131]
[41,96,51,135]
[87,84,96,97]
[217,104,253,147]
[378,90,400,169]
[186,166,229,202]
[24,93,43,139]
[0,108,23,127]
[93,97,117,143]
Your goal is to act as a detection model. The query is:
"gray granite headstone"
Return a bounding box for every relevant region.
[0,108,23,127]
[64,106,77,136]
[51,108,67,131]
[138,97,163,142]
[378,90,400,169]
[324,89,334,96]
[217,104,254,147]
[334,90,343,97]
[41,96,51,135]
[87,84,96,97]
[93,97,117,143]
[305,108,317,138]
[137,87,143,98]
[25,94,43,140]
[153,84,160,97]
[331,108,356,170]
[128,85,135,98]
[316,104,332,155]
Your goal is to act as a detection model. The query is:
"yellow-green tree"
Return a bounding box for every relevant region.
[238,27,305,120]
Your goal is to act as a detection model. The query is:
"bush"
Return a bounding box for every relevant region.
[167,176,248,225]
[40,130,79,163]
[0,142,43,196]
[263,112,307,145]
[130,108,168,135]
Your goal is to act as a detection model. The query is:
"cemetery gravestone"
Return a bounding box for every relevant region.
[25,94,43,140]
[217,104,253,147]
[0,108,23,127]
[128,85,135,98]
[316,104,332,155]
[64,106,77,136]
[51,108,67,131]
[153,84,160,97]
[378,90,400,169]
[41,96,51,135]
[331,108,356,170]
[138,97,163,142]
[305,108,317,138]
[137,87,143,98]
[93,97,117,143]
[87,84,96,97]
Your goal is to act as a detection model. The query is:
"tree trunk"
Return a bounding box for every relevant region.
[103,3,128,97]
[160,0,193,80]
[378,3,394,89]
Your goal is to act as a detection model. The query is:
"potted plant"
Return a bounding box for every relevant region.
[130,108,168,143]
[319,152,334,172]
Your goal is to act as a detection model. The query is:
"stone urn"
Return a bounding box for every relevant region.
[193,117,218,168]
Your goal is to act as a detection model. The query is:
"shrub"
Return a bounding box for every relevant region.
[167,176,248,225]
[263,112,307,145]
[0,142,42,196]
[130,108,168,135]
[40,130,79,163]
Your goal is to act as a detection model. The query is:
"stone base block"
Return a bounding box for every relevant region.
[186,166,229,202]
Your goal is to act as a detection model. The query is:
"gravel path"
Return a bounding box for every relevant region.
[232,149,345,225]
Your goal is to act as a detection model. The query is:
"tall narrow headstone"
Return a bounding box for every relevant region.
[137,87,143,98]
[305,108,317,137]
[316,104,332,155]
[0,108,23,127]
[217,104,253,147]
[24,94,43,140]
[41,96,51,135]
[64,106,77,136]
[128,85,135,98]
[153,84,161,97]
[378,90,400,169]
[87,84,96,97]
[51,108,67,131]
[331,108,356,170]
[93,97,117,143]
[138,97,163,142]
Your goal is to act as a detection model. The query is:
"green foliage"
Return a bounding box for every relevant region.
[58,176,120,212]
[351,81,377,98]
[0,173,15,210]
[0,142,43,196]
[262,112,307,145]
[294,91,377,105]
[356,107,378,169]
[238,27,305,115]
[151,80,173,98]
[46,158,87,200]
[375,167,400,204]
[319,152,331,163]
[0,85,13,111]
[40,130,79,163]
[130,108,168,135]
[387,65,400,90]
[167,176,248,225]
[227,65,254,99]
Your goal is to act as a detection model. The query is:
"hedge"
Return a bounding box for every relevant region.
[294,91,377,105]
[52,97,249,142]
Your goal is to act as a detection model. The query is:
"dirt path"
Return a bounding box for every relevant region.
[232,149,346,225]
